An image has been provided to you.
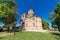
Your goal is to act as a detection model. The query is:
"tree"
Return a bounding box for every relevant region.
[42,19,49,29]
[0,4,11,17]
[0,0,18,33]
[49,2,60,31]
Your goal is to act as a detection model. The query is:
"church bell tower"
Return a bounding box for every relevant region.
[27,9,34,18]
[22,13,26,20]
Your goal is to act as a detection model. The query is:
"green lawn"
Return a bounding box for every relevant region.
[0,32,60,40]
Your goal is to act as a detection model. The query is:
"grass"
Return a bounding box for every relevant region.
[0,32,60,40]
[0,32,13,37]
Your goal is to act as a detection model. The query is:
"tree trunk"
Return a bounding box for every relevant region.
[13,26,16,35]
[7,27,9,32]
[58,26,60,31]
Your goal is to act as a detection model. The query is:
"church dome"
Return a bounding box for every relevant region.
[28,9,34,14]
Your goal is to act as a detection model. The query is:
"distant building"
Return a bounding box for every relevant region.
[20,9,43,31]
[49,26,54,31]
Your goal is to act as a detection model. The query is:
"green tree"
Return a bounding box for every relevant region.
[49,2,60,31]
[42,19,49,29]
[0,0,18,33]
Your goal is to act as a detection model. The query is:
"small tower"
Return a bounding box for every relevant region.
[22,13,26,20]
[27,9,34,18]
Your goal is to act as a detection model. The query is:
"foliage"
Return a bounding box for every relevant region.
[42,19,49,29]
[0,4,11,17]
[0,0,18,25]
[49,2,60,31]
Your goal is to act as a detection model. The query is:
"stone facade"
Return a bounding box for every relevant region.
[21,9,43,31]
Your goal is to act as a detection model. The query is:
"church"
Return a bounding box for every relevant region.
[20,9,43,32]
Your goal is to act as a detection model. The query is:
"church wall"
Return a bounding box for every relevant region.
[24,17,43,31]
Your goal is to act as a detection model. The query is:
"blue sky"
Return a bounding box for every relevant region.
[14,0,60,26]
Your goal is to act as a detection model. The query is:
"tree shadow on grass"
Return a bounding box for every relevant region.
[50,32,60,40]
[0,37,3,39]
